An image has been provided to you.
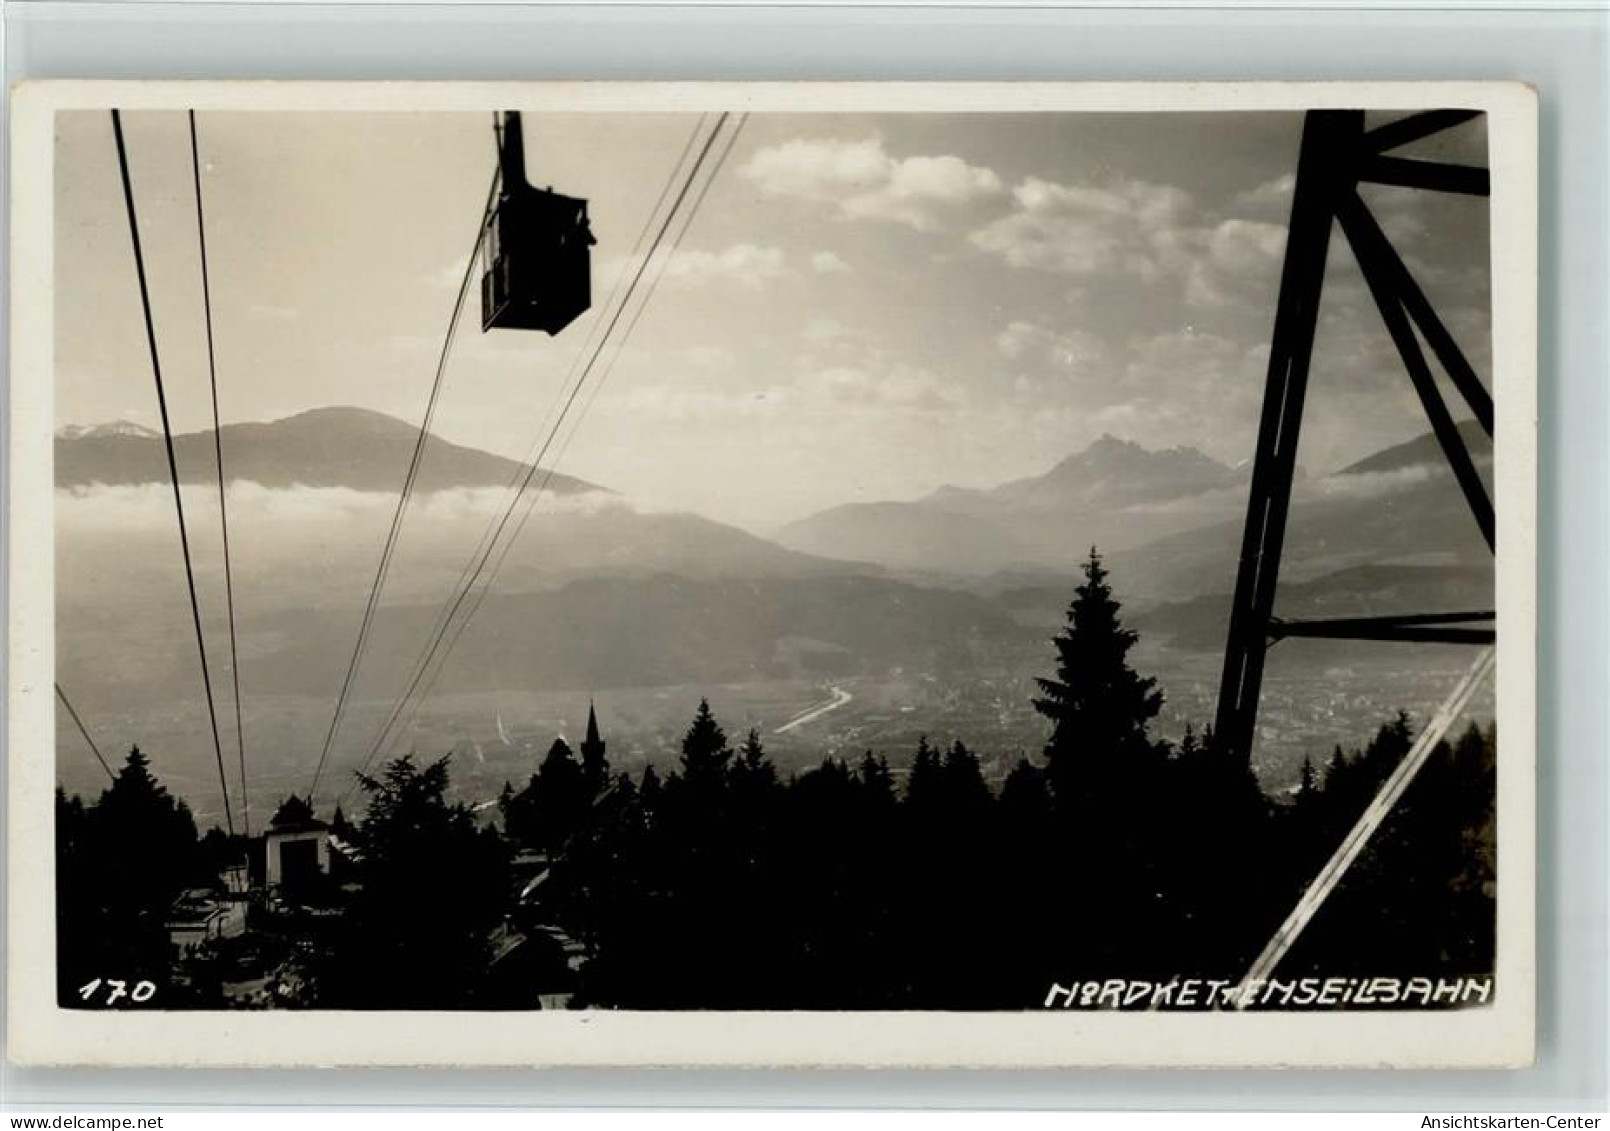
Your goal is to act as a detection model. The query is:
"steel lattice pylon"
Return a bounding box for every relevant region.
[1213,108,1496,764]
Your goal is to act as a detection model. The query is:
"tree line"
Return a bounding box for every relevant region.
[56,549,1496,1009]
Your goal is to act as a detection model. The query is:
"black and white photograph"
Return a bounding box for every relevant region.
[6,82,1537,1067]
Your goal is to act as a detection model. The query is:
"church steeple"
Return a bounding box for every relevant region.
[580,699,609,791]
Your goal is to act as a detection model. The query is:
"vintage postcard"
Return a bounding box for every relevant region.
[6,81,1536,1067]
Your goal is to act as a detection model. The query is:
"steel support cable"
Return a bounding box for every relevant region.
[111,109,235,836]
[340,113,734,798]
[364,114,750,771]
[1230,646,1496,1007]
[348,112,733,784]
[307,169,501,802]
[188,111,252,837]
[56,682,115,782]
[368,114,746,767]
[428,112,754,707]
[345,114,715,771]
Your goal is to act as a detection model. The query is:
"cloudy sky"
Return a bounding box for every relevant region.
[55,108,1490,528]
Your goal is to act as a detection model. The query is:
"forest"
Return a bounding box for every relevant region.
[55,550,1497,1010]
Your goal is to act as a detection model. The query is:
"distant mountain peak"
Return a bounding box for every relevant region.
[1334,420,1490,477]
[278,405,414,429]
[1041,433,1233,481]
[55,404,603,496]
[56,419,159,440]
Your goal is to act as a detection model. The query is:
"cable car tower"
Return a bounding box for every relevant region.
[481,110,596,335]
[1213,108,1496,764]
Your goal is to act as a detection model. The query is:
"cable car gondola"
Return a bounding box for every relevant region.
[481,110,595,335]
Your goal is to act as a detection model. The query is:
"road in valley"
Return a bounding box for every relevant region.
[774,685,853,734]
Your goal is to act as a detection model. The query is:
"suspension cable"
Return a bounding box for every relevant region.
[369,114,753,766]
[188,110,252,837]
[340,112,735,800]
[111,109,235,837]
[348,113,716,773]
[56,682,115,782]
[306,168,500,803]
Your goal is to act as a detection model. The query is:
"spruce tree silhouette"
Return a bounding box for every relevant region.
[940,740,993,819]
[1034,547,1164,807]
[731,726,780,794]
[321,756,511,1008]
[678,698,733,786]
[502,737,589,853]
[724,727,784,1005]
[905,736,943,808]
[647,700,744,1007]
[856,750,897,808]
[638,764,664,818]
[56,748,203,1004]
[1032,548,1170,978]
[996,757,1057,999]
[1296,757,1319,805]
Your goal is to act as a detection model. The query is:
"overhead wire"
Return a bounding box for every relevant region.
[110,108,235,837]
[338,111,738,802]
[345,113,716,773]
[56,682,116,783]
[370,113,753,765]
[306,168,501,803]
[359,112,750,774]
[346,112,731,788]
[188,110,252,837]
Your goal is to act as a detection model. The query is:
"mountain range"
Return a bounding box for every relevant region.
[55,406,599,495]
[779,423,1492,591]
[775,435,1248,574]
[57,406,1492,600]
[53,405,1495,803]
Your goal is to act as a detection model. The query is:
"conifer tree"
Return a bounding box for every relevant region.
[731,727,779,794]
[1034,547,1164,804]
[503,738,589,852]
[57,749,206,1003]
[1296,757,1319,806]
[905,736,942,807]
[999,757,1052,821]
[1324,744,1348,790]
[329,755,511,1008]
[940,740,993,817]
[856,751,897,808]
[638,764,664,820]
[679,698,732,786]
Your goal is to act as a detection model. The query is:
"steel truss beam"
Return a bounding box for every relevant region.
[1270,611,1495,646]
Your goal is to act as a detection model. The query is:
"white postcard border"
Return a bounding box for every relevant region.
[6,79,1538,1068]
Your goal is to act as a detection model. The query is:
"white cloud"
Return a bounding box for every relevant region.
[801,364,966,412]
[1232,173,1296,217]
[810,250,852,274]
[1207,219,1288,274]
[602,383,780,424]
[659,243,791,289]
[53,481,625,535]
[971,172,1416,315]
[970,176,1198,279]
[740,137,1003,230]
[1185,218,1288,307]
[995,320,1109,375]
